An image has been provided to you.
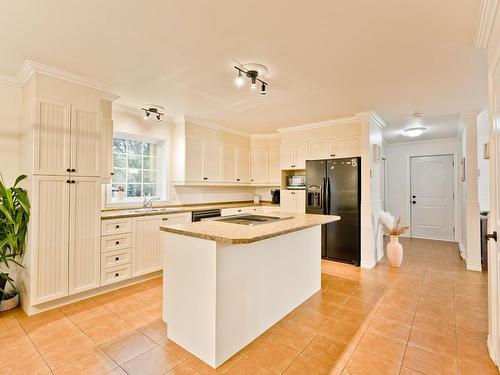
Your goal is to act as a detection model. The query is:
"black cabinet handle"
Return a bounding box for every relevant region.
[67,168,71,172]
[115,241,120,245]
[115,225,120,229]
[486,231,497,242]
[115,257,120,261]
[115,273,119,277]
[110,172,114,176]
[236,178,240,181]
[71,180,76,183]
[71,169,76,172]
[203,177,208,180]
[330,154,335,157]
[66,180,71,183]
[412,201,416,204]
[162,218,169,221]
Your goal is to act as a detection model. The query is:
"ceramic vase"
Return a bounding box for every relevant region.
[387,235,403,267]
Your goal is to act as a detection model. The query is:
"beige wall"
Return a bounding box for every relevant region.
[0,83,22,184]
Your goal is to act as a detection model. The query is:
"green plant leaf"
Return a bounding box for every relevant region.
[13,175,27,188]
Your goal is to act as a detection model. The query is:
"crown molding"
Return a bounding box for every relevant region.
[475,0,499,48]
[184,116,251,138]
[277,116,360,133]
[0,59,119,101]
[250,133,281,139]
[355,111,387,128]
[113,103,143,115]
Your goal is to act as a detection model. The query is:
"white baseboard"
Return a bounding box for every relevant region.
[361,259,377,269]
[466,262,482,272]
[487,334,499,368]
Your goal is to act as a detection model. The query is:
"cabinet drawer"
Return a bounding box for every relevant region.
[101,248,131,269]
[101,264,131,286]
[101,218,132,236]
[101,233,132,253]
[159,212,192,225]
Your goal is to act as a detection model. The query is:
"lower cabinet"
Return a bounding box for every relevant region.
[280,190,306,214]
[131,213,191,277]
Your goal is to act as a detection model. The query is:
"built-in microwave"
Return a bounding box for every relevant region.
[287,175,306,189]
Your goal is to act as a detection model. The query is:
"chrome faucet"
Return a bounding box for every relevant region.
[143,194,160,208]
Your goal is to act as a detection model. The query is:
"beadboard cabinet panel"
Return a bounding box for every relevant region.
[251,149,269,184]
[204,142,222,182]
[68,177,101,295]
[34,100,71,176]
[71,107,101,177]
[269,148,281,185]
[309,140,334,160]
[222,145,237,182]
[236,148,250,183]
[333,137,360,157]
[100,118,114,181]
[185,137,204,182]
[33,176,70,304]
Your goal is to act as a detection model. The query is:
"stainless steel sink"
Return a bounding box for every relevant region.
[128,208,180,214]
[208,214,293,226]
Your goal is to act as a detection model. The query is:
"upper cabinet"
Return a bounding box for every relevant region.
[280,142,308,169]
[268,148,280,184]
[309,140,334,160]
[236,148,250,183]
[222,145,237,182]
[333,136,360,158]
[204,142,222,182]
[34,99,102,177]
[250,149,269,184]
[185,137,205,182]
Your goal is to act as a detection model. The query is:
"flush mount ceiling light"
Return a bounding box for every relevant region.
[142,105,166,122]
[402,113,425,137]
[234,63,268,95]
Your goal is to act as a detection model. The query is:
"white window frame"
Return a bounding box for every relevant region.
[105,131,171,207]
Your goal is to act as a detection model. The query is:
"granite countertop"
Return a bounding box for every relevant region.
[101,201,279,220]
[160,212,340,244]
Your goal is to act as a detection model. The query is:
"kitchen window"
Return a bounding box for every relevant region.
[112,137,159,199]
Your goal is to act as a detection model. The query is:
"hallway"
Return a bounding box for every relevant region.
[0,238,496,374]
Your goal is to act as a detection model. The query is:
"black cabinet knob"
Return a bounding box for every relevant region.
[236,178,240,181]
[115,257,119,261]
[115,241,120,245]
[412,201,416,204]
[66,180,71,183]
[71,180,75,183]
[115,225,120,229]
[71,168,76,172]
[67,168,71,172]
[115,273,119,277]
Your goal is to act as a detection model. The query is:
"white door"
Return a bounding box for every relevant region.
[269,148,281,184]
[204,142,222,182]
[132,216,164,276]
[185,138,204,182]
[34,99,71,176]
[236,148,250,183]
[71,107,101,177]
[309,140,333,160]
[251,149,269,184]
[294,143,309,169]
[222,145,237,182]
[33,176,70,304]
[410,155,454,240]
[280,144,295,169]
[68,177,101,294]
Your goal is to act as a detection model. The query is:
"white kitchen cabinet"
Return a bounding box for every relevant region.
[251,149,269,184]
[204,142,222,182]
[280,142,308,169]
[100,118,114,181]
[221,206,259,216]
[132,213,191,276]
[185,137,205,182]
[34,100,71,176]
[309,140,334,160]
[269,148,281,185]
[70,107,101,177]
[33,176,70,304]
[333,136,360,157]
[280,189,306,214]
[236,148,250,183]
[222,145,237,182]
[68,177,101,295]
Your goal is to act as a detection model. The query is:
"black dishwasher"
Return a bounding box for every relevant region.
[192,209,221,222]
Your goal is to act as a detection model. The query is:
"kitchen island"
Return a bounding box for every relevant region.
[160,212,340,368]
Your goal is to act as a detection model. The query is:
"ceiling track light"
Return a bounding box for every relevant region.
[141,106,166,122]
[234,66,268,95]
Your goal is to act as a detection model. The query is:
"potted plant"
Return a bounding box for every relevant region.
[379,211,408,267]
[113,185,126,201]
[0,175,30,311]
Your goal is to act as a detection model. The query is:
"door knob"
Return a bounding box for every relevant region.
[486,231,497,242]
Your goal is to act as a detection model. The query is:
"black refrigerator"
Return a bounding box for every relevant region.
[305,157,361,266]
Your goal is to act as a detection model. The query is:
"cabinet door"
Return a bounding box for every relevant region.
[71,107,101,177]
[222,145,237,182]
[251,149,269,184]
[333,137,360,157]
[34,99,71,175]
[132,216,164,276]
[309,140,333,160]
[236,148,250,183]
[294,142,309,169]
[185,138,204,182]
[204,142,222,182]
[280,190,295,213]
[100,118,114,181]
[269,148,281,185]
[33,176,70,304]
[280,144,295,169]
[294,190,306,213]
[69,177,101,295]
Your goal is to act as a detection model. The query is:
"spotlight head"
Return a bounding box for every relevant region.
[156,113,161,121]
[260,83,266,95]
[144,111,150,120]
[235,70,245,87]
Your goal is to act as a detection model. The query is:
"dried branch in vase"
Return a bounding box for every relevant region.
[379,211,409,236]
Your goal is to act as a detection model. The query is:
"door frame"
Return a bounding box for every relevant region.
[408,153,458,241]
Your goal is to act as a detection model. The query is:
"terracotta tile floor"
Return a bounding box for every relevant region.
[0,237,498,374]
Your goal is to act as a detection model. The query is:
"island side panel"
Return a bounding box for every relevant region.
[163,232,217,366]
[214,226,321,366]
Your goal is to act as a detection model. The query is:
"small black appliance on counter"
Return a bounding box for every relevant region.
[271,189,280,204]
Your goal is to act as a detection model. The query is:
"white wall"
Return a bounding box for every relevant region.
[477,110,490,212]
[385,138,459,239]
[0,83,22,185]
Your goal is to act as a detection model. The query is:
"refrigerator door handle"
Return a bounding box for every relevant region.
[322,177,327,214]
[326,177,331,215]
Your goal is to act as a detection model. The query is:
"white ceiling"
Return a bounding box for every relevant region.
[0,1,488,142]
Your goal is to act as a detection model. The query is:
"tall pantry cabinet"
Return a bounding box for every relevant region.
[19,73,114,311]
